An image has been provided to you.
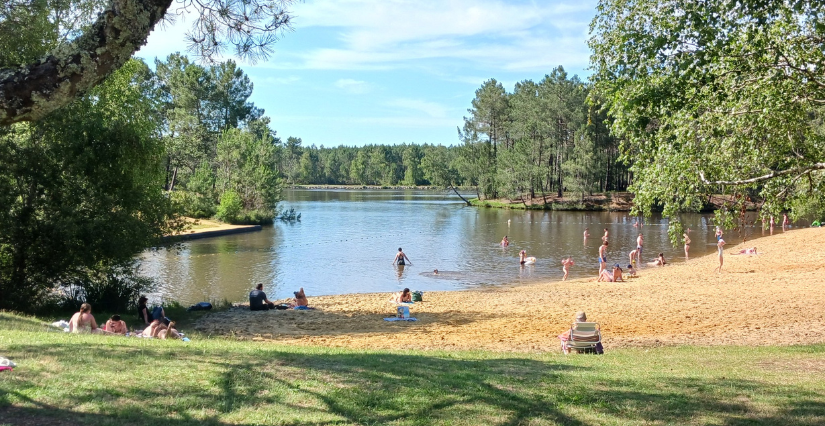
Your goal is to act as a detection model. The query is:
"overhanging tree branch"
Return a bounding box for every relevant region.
[699,163,825,186]
[0,0,173,126]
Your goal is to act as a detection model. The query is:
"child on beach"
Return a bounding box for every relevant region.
[714,238,726,273]
[561,257,574,281]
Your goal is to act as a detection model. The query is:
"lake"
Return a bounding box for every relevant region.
[140,189,760,305]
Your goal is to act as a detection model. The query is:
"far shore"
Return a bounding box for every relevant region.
[195,226,825,352]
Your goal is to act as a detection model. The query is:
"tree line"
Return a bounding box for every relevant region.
[457,67,627,201]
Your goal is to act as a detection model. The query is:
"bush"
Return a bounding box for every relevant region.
[57,260,154,314]
[216,190,243,223]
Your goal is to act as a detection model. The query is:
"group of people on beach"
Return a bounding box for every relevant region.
[66,296,183,339]
[249,283,310,311]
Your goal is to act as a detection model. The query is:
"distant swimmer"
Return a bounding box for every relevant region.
[519,250,536,265]
[583,228,590,238]
[501,235,510,247]
[393,247,412,266]
[561,257,575,281]
[433,269,439,274]
[602,228,609,243]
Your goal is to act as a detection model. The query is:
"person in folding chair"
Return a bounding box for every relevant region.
[557,311,604,355]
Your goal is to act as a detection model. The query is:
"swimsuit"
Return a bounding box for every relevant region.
[397,258,405,265]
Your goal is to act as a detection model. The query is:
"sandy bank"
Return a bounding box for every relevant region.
[194,227,825,352]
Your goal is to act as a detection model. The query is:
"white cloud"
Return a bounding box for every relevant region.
[385,98,450,118]
[260,76,301,84]
[334,78,371,93]
[288,0,596,71]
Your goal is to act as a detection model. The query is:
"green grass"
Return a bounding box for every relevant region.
[1,311,825,425]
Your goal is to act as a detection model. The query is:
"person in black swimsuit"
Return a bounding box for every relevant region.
[393,248,412,266]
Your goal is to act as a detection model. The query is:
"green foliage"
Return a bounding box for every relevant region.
[457,69,626,201]
[216,190,243,223]
[0,59,177,312]
[57,260,154,314]
[590,0,825,243]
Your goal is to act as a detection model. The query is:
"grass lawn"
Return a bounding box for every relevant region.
[1,312,824,425]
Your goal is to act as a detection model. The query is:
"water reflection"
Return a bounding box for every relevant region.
[140,189,764,305]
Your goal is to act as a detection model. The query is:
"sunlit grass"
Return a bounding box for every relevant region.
[1,312,824,425]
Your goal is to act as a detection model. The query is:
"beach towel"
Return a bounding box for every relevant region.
[383,317,417,322]
[0,366,12,372]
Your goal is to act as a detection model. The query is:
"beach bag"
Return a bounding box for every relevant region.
[275,304,290,310]
[412,291,423,302]
[396,306,410,319]
[187,302,213,312]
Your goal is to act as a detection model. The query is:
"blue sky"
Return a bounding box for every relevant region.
[136,0,597,147]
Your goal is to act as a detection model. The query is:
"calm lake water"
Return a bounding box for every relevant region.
[140,189,762,305]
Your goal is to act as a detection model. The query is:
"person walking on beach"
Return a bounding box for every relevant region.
[683,228,691,259]
[714,238,726,273]
[393,248,412,266]
[598,241,608,274]
[636,233,644,265]
[562,257,574,281]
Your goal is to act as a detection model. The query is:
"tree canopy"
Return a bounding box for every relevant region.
[0,0,293,126]
[590,0,825,231]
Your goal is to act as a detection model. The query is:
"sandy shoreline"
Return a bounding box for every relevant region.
[194,227,825,352]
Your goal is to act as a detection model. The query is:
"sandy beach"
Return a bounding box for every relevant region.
[194,227,825,352]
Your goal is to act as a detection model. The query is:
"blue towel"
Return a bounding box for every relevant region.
[383,317,417,322]
[294,306,313,310]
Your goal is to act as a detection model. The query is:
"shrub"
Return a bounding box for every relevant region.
[216,190,243,223]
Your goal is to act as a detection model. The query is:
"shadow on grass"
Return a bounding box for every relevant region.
[2,339,825,425]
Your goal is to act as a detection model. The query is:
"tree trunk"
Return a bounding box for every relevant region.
[0,0,173,125]
[169,166,178,192]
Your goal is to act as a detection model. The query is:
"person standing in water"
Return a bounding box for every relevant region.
[714,238,726,273]
[501,235,509,247]
[393,248,412,266]
[601,228,609,243]
[519,250,527,265]
[683,228,691,259]
[782,213,789,231]
[636,233,644,265]
[598,241,608,274]
[561,257,574,281]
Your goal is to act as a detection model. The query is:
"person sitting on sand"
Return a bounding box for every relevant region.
[646,253,666,267]
[561,257,574,281]
[249,283,275,311]
[69,303,101,334]
[104,315,128,335]
[732,247,758,255]
[598,265,623,282]
[293,288,310,308]
[390,288,412,303]
[625,264,638,279]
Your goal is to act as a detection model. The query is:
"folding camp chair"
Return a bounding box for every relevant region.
[562,322,603,354]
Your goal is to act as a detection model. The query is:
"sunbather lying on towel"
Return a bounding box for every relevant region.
[732,247,757,255]
[389,288,412,303]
